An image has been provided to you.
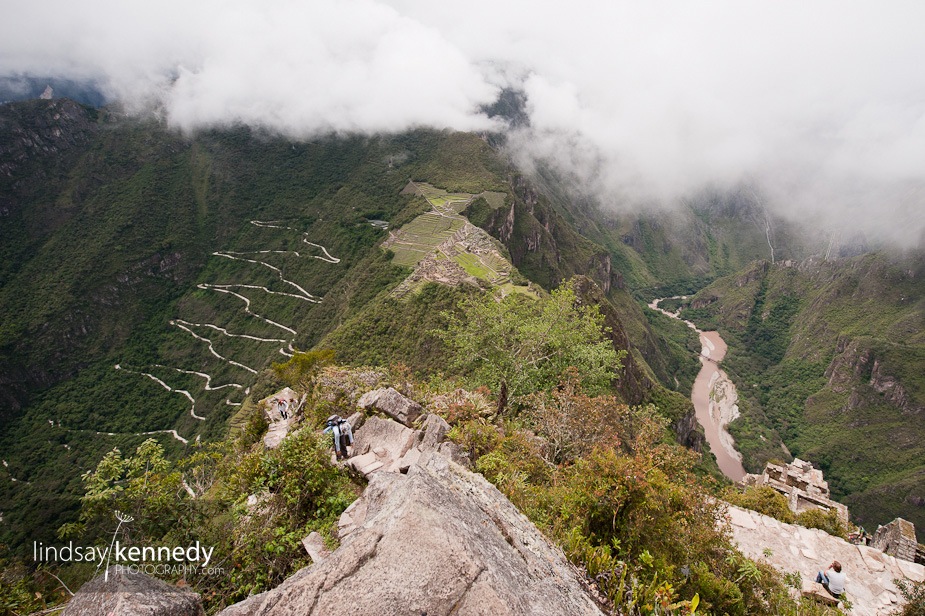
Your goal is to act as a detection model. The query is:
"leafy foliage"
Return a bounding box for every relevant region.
[444,376,843,616]
[523,371,625,464]
[724,486,796,524]
[59,439,184,544]
[893,578,925,616]
[439,279,625,401]
[54,422,357,612]
[795,509,849,540]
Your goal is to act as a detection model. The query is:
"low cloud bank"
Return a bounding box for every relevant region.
[3,0,924,245]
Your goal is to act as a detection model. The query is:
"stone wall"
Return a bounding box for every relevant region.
[742,458,850,525]
[872,518,921,564]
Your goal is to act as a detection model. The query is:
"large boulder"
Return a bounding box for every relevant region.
[350,415,417,460]
[418,413,451,450]
[357,387,423,426]
[218,452,605,616]
[63,566,203,616]
[347,414,467,478]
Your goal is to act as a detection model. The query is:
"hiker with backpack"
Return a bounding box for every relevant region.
[324,415,353,460]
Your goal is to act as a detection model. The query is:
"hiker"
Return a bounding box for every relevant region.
[815,560,846,599]
[277,398,288,420]
[324,415,353,460]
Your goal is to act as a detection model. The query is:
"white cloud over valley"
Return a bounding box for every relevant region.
[3,0,924,245]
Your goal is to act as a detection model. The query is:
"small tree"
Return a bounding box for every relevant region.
[523,370,625,464]
[60,439,183,544]
[439,279,624,405]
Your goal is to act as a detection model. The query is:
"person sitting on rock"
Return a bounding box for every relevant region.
[815,560,846,599]
[324,415,353,460]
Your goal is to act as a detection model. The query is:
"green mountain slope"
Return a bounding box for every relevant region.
[681,253,925,533]
[0,100,517,548]
[5,96,901,554]
[0,99,710,552]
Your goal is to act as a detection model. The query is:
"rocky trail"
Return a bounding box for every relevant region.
[211,387,607,616]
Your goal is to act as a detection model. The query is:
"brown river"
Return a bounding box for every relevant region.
[650,299,747,481]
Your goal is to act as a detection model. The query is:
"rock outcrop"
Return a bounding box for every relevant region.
[218,451,605,616]
[63,566,203,616]
[259,388,301,449]
[727,505,925,616]
[346,413,467,480]
[357,387,423,425]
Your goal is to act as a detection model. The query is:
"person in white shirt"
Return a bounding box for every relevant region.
[815,560,846,598]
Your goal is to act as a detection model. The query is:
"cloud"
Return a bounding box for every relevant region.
[2,0,925,245]
[0,0,500,134]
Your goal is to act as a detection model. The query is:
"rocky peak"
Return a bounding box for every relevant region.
[219,450,606,616]
[0,98,96,180]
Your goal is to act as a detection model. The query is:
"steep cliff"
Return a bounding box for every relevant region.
[464,173,619,293]
[570,276,703,450]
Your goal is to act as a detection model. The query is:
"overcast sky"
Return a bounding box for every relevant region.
[3,0,924,246]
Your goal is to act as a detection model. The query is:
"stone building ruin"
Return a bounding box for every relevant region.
[872,518,925,565]
[743,459,925,565]
[742,458,850,525]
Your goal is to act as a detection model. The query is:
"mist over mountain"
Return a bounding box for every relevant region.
[3,0,925,247]
[3,4,925,612]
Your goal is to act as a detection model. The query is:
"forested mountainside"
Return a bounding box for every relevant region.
[0,98,708,552]
[3,96,923,615]
[680,254,925,532]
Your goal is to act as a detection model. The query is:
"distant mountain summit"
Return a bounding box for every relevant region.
[0,75,107,107]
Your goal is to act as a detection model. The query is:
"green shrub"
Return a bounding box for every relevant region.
[690,561,745,616]
[795,508,849,540]
[448,419,502,460]
[240,406,270,449]
[893,578,925,616]
[724,486,796,524]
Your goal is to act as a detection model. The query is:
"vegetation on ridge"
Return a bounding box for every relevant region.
[4,291,849,616]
